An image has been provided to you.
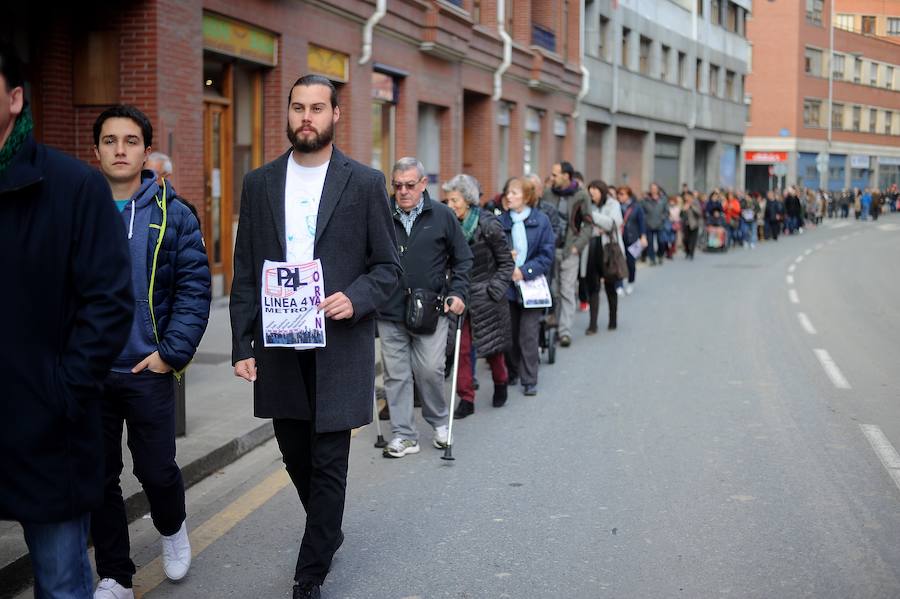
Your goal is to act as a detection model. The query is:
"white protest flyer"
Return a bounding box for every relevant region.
[627,239,643,259]
[261,259,326,349]
[517,274,552,309]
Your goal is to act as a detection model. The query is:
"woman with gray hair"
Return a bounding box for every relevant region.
[442,174,515,417]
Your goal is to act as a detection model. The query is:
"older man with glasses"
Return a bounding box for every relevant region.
[376,157,473,458]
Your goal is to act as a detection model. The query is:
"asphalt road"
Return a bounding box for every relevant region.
[17,215,900,599]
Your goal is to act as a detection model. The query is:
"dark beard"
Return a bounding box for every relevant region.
[286,121,334,153]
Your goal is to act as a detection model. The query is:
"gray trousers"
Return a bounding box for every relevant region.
[377,318,450,441]
[553,250,580,338]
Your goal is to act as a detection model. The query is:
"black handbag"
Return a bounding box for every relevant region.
[404,288,443,334]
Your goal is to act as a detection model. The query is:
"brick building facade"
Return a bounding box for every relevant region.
[4,0,582,294]
[744,0,900,194]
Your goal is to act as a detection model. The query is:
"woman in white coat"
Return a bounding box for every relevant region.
[584,180,624,333]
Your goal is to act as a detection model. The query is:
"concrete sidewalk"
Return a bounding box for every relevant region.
[0,298,384,598]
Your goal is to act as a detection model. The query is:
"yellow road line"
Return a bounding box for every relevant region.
[133,469,290,597]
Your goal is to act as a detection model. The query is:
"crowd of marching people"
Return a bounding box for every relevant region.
[375,156,900,462]
[6,42,900,598]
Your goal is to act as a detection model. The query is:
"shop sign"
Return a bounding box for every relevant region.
[744,151,788,163]
[878,156,900,166]
[203,14,277,67]
[850,155,870,169]
[308,45,349,83]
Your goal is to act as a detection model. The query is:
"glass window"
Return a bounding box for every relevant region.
[622,27,631,69]
[861,16,876,34]
[696,59,703,91]
[678,52,687,86]
[660,45,670,81]
[835,14,854,31]
[524,108,541,176]
[803,99,822,127]
[371,73,397,187]
[711,0,720,26]
[598,16,610,60]
[804,47,823,76]
[852,106,861,131]
[725,70,735,100]
[888,17,900,35]
[497,104,510,193]
[726,2,737,32]
[832,103,844,130]
[870,108,878,133]
[709,64,719,96]
[870,62,879,86]
[886,66,894,89]
[806,0,823,25]
[887,112,894,135]
[854,58,863,83]
[639,36,651,76]
[832,54,845,79]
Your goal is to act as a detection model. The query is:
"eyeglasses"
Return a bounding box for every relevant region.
[392,180,421,191]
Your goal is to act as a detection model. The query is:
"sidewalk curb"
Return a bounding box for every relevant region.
[0,421,276,599]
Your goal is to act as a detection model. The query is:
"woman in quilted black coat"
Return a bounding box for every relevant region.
[442,174,514,418]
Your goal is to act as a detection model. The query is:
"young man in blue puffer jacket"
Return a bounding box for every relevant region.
[90,105,211,599]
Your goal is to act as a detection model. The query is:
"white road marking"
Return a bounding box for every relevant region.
[788,289,800,304]
[814,349,851,389]
[795,255,804,264]
[797,312,817,334]
[804,248,813,255]
[860,424,900,494]
[788,264,796,273]
[878,223,900,232]
[786,275,794,285]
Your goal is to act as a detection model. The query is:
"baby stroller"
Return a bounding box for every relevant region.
[703,223,728,253]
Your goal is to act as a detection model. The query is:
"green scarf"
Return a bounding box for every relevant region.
[461,205,480,242]
[0,106,34,178]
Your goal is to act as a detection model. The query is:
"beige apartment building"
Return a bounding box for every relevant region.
[744,0,900,193]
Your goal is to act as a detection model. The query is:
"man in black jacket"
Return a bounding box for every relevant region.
[230,75,400,599]
[377,157,473,458]
[0,44,134,598]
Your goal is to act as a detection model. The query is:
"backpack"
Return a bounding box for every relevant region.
[538,201,566,248]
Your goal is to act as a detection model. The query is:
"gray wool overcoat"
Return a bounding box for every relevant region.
[230,147,401,432]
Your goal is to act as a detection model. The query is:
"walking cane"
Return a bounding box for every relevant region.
[441,300,465,461]
[373,388,387,448]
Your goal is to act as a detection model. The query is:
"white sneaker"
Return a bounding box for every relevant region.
[625,284,634,296]
[94,578,134,599]
[383,437,420,458]
[433,425,449,449]
[615,287,624,297]
[161,520,191,581]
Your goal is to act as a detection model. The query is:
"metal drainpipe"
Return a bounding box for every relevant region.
[573,0,590,119]
[493,0,513,101]
[688,0,698,130]
[359,0,387,65]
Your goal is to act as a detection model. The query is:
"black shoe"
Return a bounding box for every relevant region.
[378,404,390,420]
[473,378,480,391]
[492,384,508,407]
[454,400,474,419]
[608,321,617,330]
[585,327,598,336]
[508,375,519,386]
[293,582,321,599]
[523,384,537,396]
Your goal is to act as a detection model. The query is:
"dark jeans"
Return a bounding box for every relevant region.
[683,227,699,258]
[646,229,664,263]
[625,249,637,283]
[92,370,184,588]
[506,301,542,386]
[274,352,351,586]
[22,514,93,599]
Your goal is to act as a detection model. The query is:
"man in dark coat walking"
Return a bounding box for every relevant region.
[0,44,134,598]
[230,75,400,599]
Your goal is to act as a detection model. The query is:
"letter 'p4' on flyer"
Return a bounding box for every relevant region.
[261,259,327,349]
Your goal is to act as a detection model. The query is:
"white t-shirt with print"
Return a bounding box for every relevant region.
[284,153,329,264]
